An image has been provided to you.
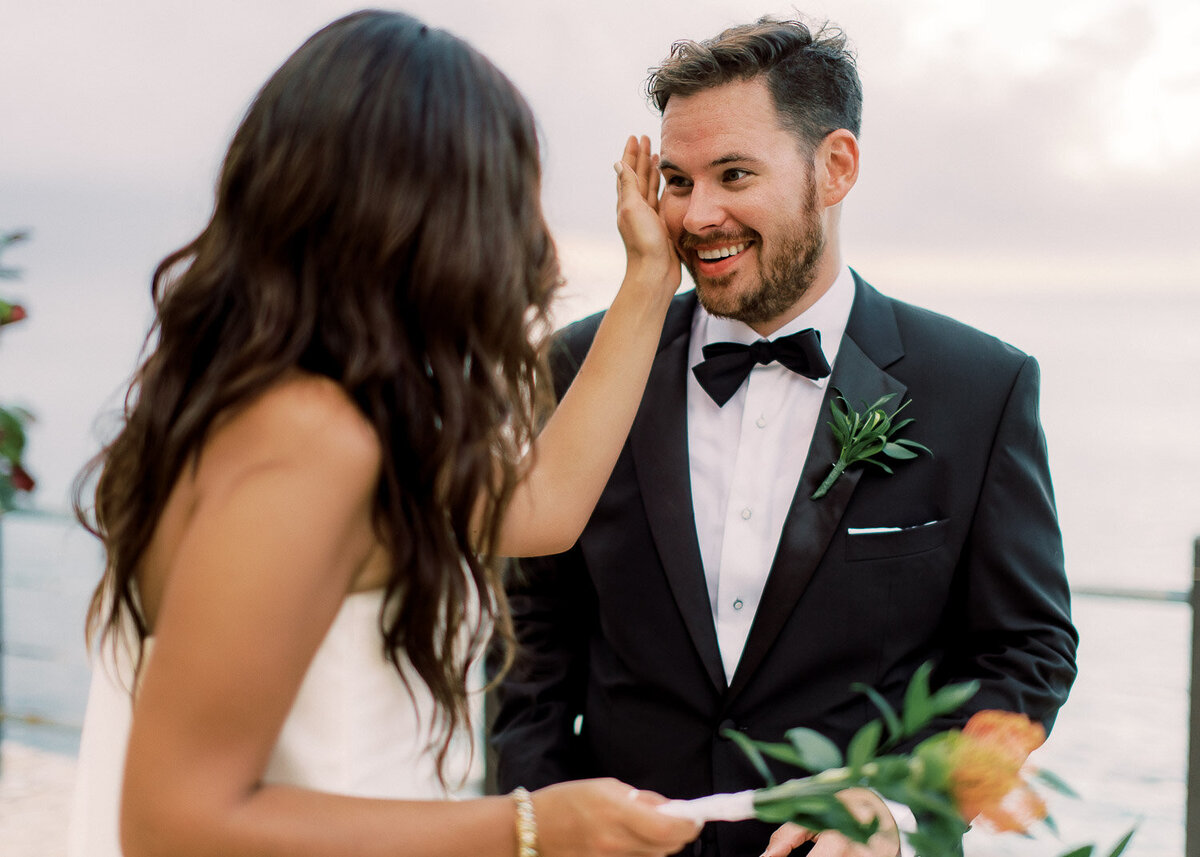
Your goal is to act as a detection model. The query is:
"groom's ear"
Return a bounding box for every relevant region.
[815,129,859,208]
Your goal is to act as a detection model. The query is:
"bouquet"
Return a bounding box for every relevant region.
[660,664,1135,857]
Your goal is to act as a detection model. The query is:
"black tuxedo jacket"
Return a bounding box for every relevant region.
[492,273,1077,857]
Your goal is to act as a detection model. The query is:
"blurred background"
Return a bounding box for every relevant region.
[1,0,1197,854]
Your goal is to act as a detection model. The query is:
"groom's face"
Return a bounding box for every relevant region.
[658,76,826,332]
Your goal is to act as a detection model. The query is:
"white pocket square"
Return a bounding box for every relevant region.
[847,520,938,535]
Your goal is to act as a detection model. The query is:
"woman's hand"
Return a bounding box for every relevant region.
[535,778,701,857]
[614,135,680,302]
[488,137,683,559]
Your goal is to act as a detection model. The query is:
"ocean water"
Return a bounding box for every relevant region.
[1,285,1197,855]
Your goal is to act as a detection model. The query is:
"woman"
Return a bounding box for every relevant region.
[69,10,696,857]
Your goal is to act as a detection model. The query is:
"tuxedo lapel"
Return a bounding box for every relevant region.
[630,294,726,692]
[727,276,907,700]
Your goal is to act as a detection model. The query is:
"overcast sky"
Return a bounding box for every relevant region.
[4,0,1198,292]
[1,0,1198,508]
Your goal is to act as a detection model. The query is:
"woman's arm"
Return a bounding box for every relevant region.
[122,376,696,857]
[493,136,680,557]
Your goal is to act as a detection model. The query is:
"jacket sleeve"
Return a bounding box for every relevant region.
[489,322,600,791]
[935,354,1078,733]
[489,546,596,791]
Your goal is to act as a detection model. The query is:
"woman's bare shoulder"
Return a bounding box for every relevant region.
[199,373,382,493]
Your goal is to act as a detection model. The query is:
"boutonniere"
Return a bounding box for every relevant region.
[811,390,930,500]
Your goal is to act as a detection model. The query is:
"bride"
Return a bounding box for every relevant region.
[68,10,698,857]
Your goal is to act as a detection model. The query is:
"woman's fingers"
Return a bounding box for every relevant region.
[617,135,661,212]
[535,778,700,857]
[762,822,815,857]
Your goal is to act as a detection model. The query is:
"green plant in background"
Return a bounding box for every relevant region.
[0,229,35,512]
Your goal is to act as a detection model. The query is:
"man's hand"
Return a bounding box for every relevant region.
[761,789,900,857]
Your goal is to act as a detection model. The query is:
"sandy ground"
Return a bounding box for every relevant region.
[0,742,77,857]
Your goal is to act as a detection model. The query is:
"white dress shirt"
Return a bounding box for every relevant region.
[686,265,917,854]
[687,265,855,682]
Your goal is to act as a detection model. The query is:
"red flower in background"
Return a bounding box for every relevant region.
[1,228,36,510]
[9,462,35,493]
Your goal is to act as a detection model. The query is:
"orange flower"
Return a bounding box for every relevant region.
[949,710,1047,833]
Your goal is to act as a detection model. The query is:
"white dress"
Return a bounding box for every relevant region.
[67,590,479,856]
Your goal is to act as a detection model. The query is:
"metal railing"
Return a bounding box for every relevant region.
[3,515,1200,854]
[1188,538,1200,857]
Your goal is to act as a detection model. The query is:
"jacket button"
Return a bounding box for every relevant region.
[717,719,737,735]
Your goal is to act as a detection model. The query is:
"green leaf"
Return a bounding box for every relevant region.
[902,663,935,735]
[0,408,27,460]
[721,728,777,786]
[1105,826,1138,857]
[862,459,894,474]
[1055,846,1094,857]
[853,437,887,457]
[755,741,812,771]
[757,800,878,844]
[865,393,898,412]
[785,727,844,771]
[852,683,903,745]
[926,680,979,720]
[882,442,918,460]
[1034,766,1080,798]
[877,778,962,826]
[847,719,882,768]
[893,438,933,455]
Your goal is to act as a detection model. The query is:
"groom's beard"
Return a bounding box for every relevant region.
[683,176,825,326]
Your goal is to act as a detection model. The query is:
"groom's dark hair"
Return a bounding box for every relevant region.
[647,17,863,155]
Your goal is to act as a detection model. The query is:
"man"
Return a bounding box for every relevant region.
[491,17,1077,857]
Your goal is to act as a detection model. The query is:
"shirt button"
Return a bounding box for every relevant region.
[741,507,752,520]
[733,598,744,611]
[756,415,767,428]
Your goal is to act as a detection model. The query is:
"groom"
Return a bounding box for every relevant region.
[491,17,1077,857]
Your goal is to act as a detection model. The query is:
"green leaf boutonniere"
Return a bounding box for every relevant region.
[811,390,930,500]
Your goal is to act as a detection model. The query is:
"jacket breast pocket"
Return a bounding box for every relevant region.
[844,518,950,562]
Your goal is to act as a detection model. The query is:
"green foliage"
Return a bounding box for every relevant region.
[1,228,35,511]
[0,230,28,279]
[811,390,931,499]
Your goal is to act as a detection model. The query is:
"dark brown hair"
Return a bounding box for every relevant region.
[647,17,863,154]
[76,9,559,777]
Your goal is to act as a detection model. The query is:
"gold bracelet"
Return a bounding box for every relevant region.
[511,787,539,857]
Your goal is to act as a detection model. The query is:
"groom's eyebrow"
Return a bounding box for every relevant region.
[658,153,759,173]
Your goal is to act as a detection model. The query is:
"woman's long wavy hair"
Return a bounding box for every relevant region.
[75,9,559,777]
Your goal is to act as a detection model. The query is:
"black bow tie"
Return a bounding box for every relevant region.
[692,328,831,406]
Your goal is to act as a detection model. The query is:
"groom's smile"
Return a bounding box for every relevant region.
[657,76,831,334]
